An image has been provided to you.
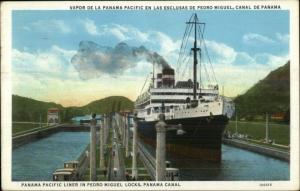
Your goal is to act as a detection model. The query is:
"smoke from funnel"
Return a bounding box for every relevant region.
[71,41,171,80]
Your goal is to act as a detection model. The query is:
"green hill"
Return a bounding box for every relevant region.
[83,96,134,113]
[234,61,290,121]
[12,95,64,122]
[12,95,134,122]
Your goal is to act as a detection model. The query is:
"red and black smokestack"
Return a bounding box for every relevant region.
[162,68,175,88]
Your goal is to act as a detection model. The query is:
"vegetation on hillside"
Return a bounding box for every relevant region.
[12,95,134,123]
[12,95,64,122]
[234,61,290,122]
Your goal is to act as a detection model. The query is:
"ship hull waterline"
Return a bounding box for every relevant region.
[137,115,228,166]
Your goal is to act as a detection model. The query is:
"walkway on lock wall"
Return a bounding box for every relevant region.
[108,125,126,181]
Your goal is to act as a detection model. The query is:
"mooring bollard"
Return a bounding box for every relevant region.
[100,117,105,169]
[90,113,97,181]
[132,115,138,180]
[155,114,167,181]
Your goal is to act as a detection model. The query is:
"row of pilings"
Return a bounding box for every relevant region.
[87,112,180,181]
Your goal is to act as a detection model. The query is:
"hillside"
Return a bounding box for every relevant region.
[12,95,134,122]
[83,96,134,113]
[234,61,290,121]
[12,95,64,122]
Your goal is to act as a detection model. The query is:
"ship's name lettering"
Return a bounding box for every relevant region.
[101,6,123,10]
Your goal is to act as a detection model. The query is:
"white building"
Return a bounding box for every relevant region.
[47,108,59,125]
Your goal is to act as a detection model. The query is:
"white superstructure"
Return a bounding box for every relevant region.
[135,13,235,122]
[135,85,234,122]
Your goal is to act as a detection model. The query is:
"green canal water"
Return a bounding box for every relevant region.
[12,132,89,181]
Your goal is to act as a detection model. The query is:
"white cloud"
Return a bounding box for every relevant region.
[30,19,71,34]
[233,52,256,65]
[148,31,181,67]
[152,32,180,53]
[254,53,289,68]
[243,33,275,44]
[82,19,149,42]
[52,45,77,59]
[205,40,237,64]
[104,24,149,42]
[12,46,77,79]
[83,19,99,35]
[110,27,127,41]
[124,60,152,77]
[275,33,289,43]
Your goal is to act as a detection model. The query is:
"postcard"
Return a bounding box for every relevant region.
[1,1,299,190]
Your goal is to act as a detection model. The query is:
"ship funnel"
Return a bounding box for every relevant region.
[162,68,175,88]
[157,73,162,88]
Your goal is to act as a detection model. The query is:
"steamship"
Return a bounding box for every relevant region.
[135,14,235,164]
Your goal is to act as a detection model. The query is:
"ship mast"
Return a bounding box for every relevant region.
[187,14,201,100]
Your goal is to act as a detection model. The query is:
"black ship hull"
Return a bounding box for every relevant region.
[137,115,228,165]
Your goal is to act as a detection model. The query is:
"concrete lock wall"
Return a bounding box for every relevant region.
[223,139,290,162]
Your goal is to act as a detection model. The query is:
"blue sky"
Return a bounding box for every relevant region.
[12,10,290,106]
